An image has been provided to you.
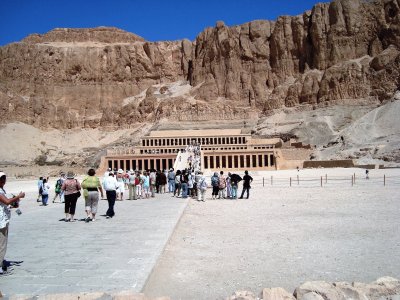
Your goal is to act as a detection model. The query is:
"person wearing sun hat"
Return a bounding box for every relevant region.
[0,171,25,275]
[61,171,81,222]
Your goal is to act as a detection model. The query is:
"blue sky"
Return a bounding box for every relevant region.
[0,0,324,46]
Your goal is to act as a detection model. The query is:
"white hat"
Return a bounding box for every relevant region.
[118,169,123,174]
[0,172,6,178]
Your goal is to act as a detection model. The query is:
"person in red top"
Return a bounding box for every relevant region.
[61,171,81,222]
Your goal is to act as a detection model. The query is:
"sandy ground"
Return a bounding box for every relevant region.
[143,168,400,300]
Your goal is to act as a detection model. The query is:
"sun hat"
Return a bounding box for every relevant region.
[66,171,75,179]
[118,169,123,174]
[0,171,6,178]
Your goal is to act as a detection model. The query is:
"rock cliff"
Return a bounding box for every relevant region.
[0,0,399,129]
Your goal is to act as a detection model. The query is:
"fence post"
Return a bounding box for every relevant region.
[263,177,265,187]
[351,175,354,186]
[290,177,292,187]
[325,174,327,184]
[271,176,273,186]
[384,174,386,186]
[320,176,323,187]
[297,174,299,185]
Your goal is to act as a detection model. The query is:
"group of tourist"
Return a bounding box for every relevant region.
[166,168,253,201]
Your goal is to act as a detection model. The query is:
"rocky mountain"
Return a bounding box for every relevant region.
[0,0,399,130]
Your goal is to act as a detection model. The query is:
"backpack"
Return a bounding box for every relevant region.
[55,179,62,193]
[134,177,140,185]
[211,176,219,187]
[200,179,208,191]
[219,177,226,189]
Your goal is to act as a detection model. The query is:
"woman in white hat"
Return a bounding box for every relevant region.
[0,172,25,274]
[61,171,81,222]
[116,169,125,201]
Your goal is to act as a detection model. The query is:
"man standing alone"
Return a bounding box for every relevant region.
[239,170,253,199]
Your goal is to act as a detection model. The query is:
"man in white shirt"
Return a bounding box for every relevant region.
[102,173,118,218]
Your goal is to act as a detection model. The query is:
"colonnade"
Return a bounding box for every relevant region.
[142,136,247,147]
[203,153,275,169]
[107,157,175,172]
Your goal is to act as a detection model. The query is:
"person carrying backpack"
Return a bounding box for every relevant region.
[53,173,65,203]
[218,171,226,199]
[197,172,207,202]
[211,172,219,200]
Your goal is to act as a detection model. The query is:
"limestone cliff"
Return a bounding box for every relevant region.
[0,0,399,129]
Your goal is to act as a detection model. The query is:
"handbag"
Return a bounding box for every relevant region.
[75,179,81,198]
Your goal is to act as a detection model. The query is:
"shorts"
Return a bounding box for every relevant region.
[85,191,99,214]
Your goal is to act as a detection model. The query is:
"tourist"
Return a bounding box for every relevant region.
[218,171,226,199]
[61,171,81,222]
[81,168,104,222]
[187,170,193,197]
[173,170,181,197]
[229,172,242,200]
[168,168,175,193]
[36,176,43,202]
[149,170,156,197]
[181,170,189,198]
[41,178,50,206]
[104,168,112,179]
[226,173,232,199]
[239,170,253,199]
[159,170,167,194]
[197,172,207,202]
[53,173,65,203]
[116,169,125,201]
[193,171,201,198]
[0,172,25,275]
[128,170,136,200]
[143,171,150,198]
[103,172,118,218]
[124,171,130,190]
[136,171,143,199]
[155,170,161,193]
[211,172,219,200]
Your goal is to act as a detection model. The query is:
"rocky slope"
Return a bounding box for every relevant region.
[1,0,399,130]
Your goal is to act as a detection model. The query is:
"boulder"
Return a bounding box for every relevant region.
[260,287,295,300]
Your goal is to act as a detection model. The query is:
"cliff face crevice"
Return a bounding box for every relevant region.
[1,0,399,128]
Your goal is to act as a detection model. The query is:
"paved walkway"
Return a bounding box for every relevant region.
[1,179,188,296]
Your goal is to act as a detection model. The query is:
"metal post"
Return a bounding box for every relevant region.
[263,177,265,187]
[325,174,327,184]
[320,176,323,187]
[297,175,299,185]
[271,176,273,186]
[290,177,292,187]
[384,174,386,186]
[351,175,354,186]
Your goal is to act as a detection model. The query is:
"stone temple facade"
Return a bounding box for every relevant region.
[98,129,309,173]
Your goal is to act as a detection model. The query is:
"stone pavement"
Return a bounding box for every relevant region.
[0,180,188,296]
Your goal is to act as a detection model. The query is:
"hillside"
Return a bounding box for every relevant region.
[0,0,400,170]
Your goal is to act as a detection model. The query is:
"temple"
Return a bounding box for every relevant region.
[98,129,312,172]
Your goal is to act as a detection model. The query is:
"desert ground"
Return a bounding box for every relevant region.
[1,167,399,299]
[143,167,400,300]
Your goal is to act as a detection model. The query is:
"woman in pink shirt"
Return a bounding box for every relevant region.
[61,171,81,222]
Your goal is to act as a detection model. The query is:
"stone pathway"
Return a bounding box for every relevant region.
[0,180,187,296]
